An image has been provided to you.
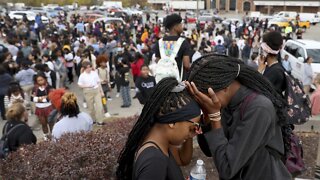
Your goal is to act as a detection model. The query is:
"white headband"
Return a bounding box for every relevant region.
[171,81,186,93]
[261,42,280,55]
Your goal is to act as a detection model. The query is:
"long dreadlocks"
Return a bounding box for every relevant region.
[116,77,194,180]
[188,53,290,156]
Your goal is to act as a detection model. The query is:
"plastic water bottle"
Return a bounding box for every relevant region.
[190,159,206,180]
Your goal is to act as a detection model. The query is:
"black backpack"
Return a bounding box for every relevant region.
[283,71,312,125]
[0,124,24,158]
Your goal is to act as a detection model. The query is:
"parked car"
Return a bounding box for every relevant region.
[83,13,103,23]
[222,18,243,28]
[9,11,49,23]
[268,18,310,31]
[273,11,297,20]
[92,17,125,29]
[281,39,320,81]
[299,13,320,25]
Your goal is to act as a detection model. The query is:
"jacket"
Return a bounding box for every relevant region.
[0,73,13,95]
[2,120,36,152]
[198,86,291,180]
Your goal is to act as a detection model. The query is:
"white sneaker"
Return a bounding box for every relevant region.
[104,112,111,118]
[116,93,120,98]
[43,134,50,141]
[83,102,87,108]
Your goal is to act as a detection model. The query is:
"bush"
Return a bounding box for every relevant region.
[0,116,138,179]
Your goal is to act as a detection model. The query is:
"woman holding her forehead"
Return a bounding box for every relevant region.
[187,54,291,180]
[117,77,202,180]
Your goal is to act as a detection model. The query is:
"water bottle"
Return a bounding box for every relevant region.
[190,159,206,180]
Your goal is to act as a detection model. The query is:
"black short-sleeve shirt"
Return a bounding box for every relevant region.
[263,63,286,94]
[133,146,184,180]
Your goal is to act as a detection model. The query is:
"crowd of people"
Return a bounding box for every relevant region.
[0,8,317,179]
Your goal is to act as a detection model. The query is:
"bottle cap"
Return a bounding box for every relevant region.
[197,159,204,166]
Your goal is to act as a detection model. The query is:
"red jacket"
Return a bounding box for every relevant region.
[131,58,144,77]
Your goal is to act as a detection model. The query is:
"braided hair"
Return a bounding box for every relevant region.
[60,92,80,118]
[188,53,290,156]
[117,77,194,180]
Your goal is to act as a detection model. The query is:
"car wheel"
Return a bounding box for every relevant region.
[302,26,307,32]
[312,22,317,26]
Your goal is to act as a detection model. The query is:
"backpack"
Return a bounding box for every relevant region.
[0,124,24,158]
[155,37,184,83]
[283,71,311,124]
[284,132,306,177]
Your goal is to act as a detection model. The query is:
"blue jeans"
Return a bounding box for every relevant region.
[120,86,131,106]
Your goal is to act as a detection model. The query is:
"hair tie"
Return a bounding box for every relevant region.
[236,64,240,78]
[171,81,186,93]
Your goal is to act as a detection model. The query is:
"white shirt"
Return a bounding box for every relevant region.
[78,70,100,89]
[52,112,93,139]
[45,61,55,71]
[214,35,224,45]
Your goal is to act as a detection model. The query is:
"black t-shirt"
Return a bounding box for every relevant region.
[154,35,191,79]
[135,76,156,104]
[133,146,184,180]
[263,63,286,94]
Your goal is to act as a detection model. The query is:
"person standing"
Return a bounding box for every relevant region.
[116,56,131,108]
[63,46,74,84]
[2,103,36,153]
[281,54,292,74]
[241,40,251,64]
[187,54,291,180]
[31,74,54,140]
[154,13,191,81]
[15,61,36,101]
[303,57,314,94]
[228,40,240,58]
[0,65,13,120]
[52,92,93,139]
[135,65,156,105]
[78,61,105,125]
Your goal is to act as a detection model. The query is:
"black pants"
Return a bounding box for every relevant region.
[0,95,5,120]
[67,67,73,83]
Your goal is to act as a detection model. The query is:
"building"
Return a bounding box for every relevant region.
[148,0,320,14]
[209,0,320,14]
[148,0,205,10]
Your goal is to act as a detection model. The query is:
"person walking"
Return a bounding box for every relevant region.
[303,57,314,94]
[0,65,13,120]
[78,61,105,125]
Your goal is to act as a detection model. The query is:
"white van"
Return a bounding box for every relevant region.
[299,13,320,25]
[281,40,320,81]
[273,11,297,20]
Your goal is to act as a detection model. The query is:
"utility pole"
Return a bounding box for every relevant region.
[197,0,199,19]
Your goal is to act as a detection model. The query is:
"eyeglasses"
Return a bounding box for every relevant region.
[186,120,200,130]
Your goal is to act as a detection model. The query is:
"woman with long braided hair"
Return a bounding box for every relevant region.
[187,54,291,179]
[117,77,202,180]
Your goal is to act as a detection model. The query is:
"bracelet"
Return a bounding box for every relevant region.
[209,116,221,122]
[208,112,221,118]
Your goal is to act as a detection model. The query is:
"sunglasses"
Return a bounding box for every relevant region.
[186,120,201,130]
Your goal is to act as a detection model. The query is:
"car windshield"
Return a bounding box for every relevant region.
[307,49,320,63]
